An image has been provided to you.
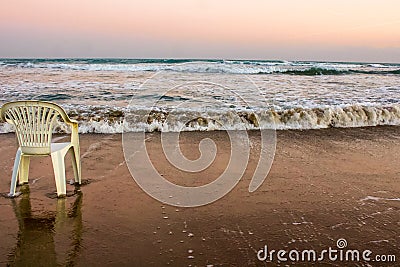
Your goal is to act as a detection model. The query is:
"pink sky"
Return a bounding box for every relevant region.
[0,0,399,62]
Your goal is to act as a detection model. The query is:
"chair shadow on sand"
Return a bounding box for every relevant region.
[7,185,83,266]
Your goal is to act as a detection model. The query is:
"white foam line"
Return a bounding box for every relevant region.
[368,240,389,244]
[360,196,400,202]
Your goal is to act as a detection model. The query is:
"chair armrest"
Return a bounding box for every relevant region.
[62,115,78,125]
[69,120,79,145]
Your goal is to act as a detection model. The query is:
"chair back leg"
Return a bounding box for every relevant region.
[69,146,81,184]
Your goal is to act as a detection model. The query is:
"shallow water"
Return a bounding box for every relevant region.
[4,185,83,266]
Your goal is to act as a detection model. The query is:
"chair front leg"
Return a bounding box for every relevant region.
[70,146,81,184]
[9,149,22,197]
[51,151,67,197]
[18,156,30,185]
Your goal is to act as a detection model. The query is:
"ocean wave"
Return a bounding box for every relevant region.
[1,104,400,133]
[269,67,400,76]
[353,69,400,75]
[1,59,399,75]
[277,67,349,75]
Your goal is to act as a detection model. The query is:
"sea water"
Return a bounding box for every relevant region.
[0,58,399,133]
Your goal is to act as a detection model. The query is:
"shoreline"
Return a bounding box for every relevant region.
[2,123,400,134]
[1,126,399,266]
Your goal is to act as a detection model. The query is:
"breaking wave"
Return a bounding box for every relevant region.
[1,104,400,133]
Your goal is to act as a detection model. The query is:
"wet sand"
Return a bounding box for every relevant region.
[0,127,399,266]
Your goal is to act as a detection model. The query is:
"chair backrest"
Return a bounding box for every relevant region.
[0,101,71,154]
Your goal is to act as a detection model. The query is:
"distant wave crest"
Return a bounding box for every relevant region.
[1,59,399,75]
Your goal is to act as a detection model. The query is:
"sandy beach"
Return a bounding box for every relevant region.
[1,127,399,266]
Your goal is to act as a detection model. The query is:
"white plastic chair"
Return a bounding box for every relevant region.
[0,101,81,197]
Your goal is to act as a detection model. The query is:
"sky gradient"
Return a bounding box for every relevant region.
[0,0,399,62]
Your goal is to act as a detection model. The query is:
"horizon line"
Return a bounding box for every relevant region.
[1,57,399,65]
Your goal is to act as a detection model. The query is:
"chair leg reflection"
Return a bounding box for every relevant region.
[8,185,83,266]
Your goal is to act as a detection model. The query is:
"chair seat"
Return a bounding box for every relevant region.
[51,142,73,153]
